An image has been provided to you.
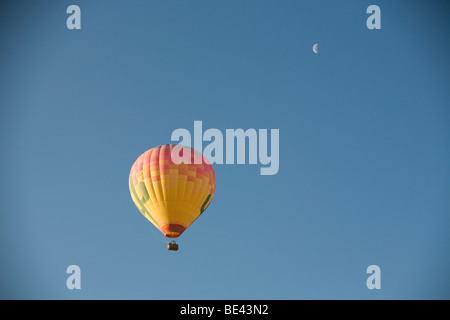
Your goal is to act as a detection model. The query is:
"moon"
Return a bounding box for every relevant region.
[313,43,318,54]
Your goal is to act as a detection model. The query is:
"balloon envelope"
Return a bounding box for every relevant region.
[129,144,216,238]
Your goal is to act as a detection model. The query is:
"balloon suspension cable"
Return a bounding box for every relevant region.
[149,224,170,244]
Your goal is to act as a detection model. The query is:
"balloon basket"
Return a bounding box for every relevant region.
[167,241,179,251]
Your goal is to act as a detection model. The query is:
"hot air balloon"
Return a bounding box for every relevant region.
[129,144,216,250]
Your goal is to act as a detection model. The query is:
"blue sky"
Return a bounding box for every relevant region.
[0,0,449,299]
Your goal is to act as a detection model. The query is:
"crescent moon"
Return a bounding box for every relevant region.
[313,43,318,54]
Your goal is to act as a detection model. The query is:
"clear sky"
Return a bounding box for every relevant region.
[0,0,449,299]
